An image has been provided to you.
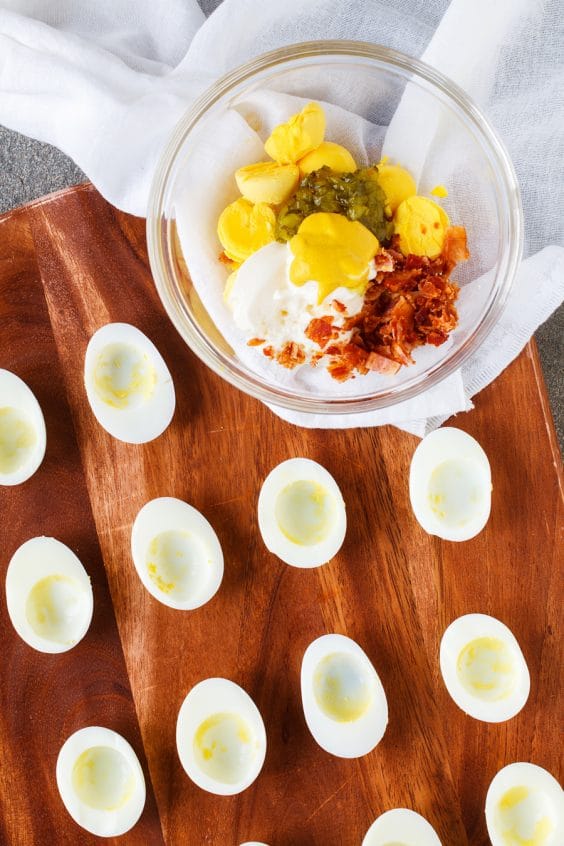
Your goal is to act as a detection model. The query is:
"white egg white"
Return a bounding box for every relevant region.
[84,323,175,444]
[0,369,46,485]
[131,497,223,610]
[5,537,93,654]
[485,763,564,846]
[440,613,530,723]
[363,808,442,845]
[56,726,146,837]
[409,427,491,541]
[176,678,267,796]
[301,634,388,758]
[258,457,346,568]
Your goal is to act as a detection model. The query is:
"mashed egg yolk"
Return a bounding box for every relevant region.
[235,161,300,205]
[376,163,416,212]
[394,195,450,257]
[265,102,326,164]
[217,198,275,263]
[298,141,356,176]
[289,212,379,303]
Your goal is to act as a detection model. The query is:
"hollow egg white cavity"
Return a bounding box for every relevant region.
[258,457,346,567]
[56,726,146,837]
[131,497,223,610]
[301,634,388,758]
[485,763,564,846]
[440,613,530,723]
[84,323,175,444]
[363,808,442,845]
[409,427,491,541]
[5,537,93,653]
[176,678,266,796]
[0,369,46,485]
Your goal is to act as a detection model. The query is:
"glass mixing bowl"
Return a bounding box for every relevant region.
[147,41,522,415]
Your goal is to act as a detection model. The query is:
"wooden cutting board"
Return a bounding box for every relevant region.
[0,183,562,846]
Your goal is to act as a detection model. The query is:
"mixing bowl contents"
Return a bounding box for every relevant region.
[217,101,469,382]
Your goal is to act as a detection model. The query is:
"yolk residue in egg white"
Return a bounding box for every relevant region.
[72,746,135,811]
[25,574,86,644]
[496,786,554,846]
[0,406,37,474]
[457,637,517,702]
[93,343,156,410]
[275,479,335,546]
[313,652,373,722]
[427,458,486,527]
[146,529,209,600]
[193,713,256,785]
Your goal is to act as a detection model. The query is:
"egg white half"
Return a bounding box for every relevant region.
[440,613,530,723]
[363,808,442,845]
[0,369,46,485]
[5,537,93,653]
[56,726,146,837]
[301,633,388,758]
[84,323,175,444]
[258,457,346,567]
[485,763,564,846]
[409,427,491,541]
[176,678,267,796]
[131,497,223,610]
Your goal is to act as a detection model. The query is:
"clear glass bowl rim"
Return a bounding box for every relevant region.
[147,40,523,415]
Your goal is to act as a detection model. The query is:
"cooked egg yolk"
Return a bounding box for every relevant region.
[146,529,210,600]
[275,479,335,546]
[431,184,448,198]
[0,407,37,474]
[298,141,357,176]
[264,101,325,164]
[235,161,300,205]
[457,637,517,702]
[289,212,379,303]
[394,195,450,257]
[217,198,276,263]
[93,343,156,410]
[25,575,88,645]
[495,786,554,845]
[376,164,416,213]
[427,458,488,528]
[194,713,256,785]
[314,652,373,722]
[72,746,135,811]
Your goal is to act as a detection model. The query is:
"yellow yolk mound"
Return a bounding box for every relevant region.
[265,102,325,164]
[289,212,379,303]
[431,184,449,198]
[376,164,417,212]
[298,141,357,175]
[235,161,300,205]
[217,198,275,262]
[394,195,450,257]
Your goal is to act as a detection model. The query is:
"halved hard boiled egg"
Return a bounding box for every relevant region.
[258,458,346,568]
[56,726,146,837]
[409,427,491,541]
[84,323,175,444]
[440,613,530,723]
[5,537,93,653]
[485,763,564,846]
[0,369,46,485]
[176,678,266,795]
[131,497,223,610]
[363,808,442,845]
[301,634,388,758]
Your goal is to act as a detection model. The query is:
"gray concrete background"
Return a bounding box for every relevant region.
[0,0,561,450]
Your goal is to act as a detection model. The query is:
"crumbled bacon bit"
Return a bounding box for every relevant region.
[275,341,306,369]
[218,251,238,270]
[305,317,337,349]
[263,346,274,358]
[366,352,401,375]
[247,338,265,347]
[332,299,347,313]
[442,226,470,268]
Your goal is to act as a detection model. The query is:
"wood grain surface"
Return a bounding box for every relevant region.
[0,183,562,846]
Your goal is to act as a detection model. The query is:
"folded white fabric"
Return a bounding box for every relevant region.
[1,0,562,435]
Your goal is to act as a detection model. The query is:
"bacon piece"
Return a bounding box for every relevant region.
[366,352,401,375]
[276,342,306,369]
[442,226,469,268]
[247,338,265,347]
[305,317,336,349]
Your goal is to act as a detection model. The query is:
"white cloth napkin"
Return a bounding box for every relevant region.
[1,0,562,436]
